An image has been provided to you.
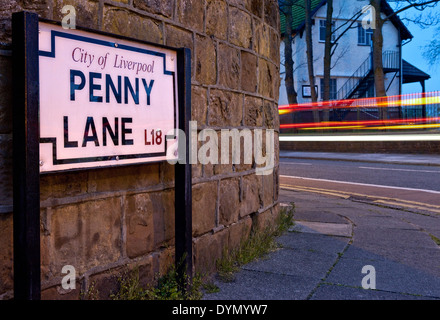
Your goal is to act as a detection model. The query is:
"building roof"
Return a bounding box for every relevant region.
[280,0,413,41]
[402,59,431,84]
[280,0,325,35]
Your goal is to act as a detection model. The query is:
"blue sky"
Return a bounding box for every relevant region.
[392,3,440,94]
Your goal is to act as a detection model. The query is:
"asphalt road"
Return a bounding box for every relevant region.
[279,158,440,210]
[280,158,440,192]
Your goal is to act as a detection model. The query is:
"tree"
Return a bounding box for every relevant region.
[322,0,333,122]
[279,0,298,107]
[423,26,440,65]
[370,0,440,119]
[304,0,320,123]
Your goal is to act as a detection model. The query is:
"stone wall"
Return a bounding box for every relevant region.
[0,0,280,299]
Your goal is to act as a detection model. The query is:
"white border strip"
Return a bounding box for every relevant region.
[279,134,440,142]
[280,175,440,194]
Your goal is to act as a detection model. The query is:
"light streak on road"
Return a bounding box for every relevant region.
[279,91,440,134]
[279,134,440,141]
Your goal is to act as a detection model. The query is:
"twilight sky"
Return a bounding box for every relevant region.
[391,3,440,94]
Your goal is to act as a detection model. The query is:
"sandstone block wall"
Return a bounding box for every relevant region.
[0,0,280,299]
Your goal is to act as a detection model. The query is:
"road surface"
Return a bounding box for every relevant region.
[279,158,440,213]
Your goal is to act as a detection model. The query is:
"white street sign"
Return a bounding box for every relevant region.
[38,23,179,173]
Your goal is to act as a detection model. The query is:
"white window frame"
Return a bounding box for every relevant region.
[358,23,373,46]
[319,19,336,43]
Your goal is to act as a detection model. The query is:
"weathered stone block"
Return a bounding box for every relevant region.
[206,0,227,40]
[229,8,252,49]
[150,190,175,247]
[155,246,175,276]
[0,213,13,295]
[177,0,204,33]
[0,56,12,134]
[219,178,240,226]
[0,1,23,43]
[0,134,12,206]
[193,229,228,274]
[241,51,258,93]
[53,0,100,30]
[264,0,279,30]
[133,0,174,18]
[269,27,280,65]
[228,216,252,251]
[240,174,261,217]
[125,193,154,258]
[273,165,279,202]
[40,171,88,202]
[245,0,263,18]
[262,171,274,208]
[18,0,48,16]
[88,267,123,300]
[191,85,208,125]
[137,255,156,287]
[41,283,81,300]
[208,89,242,127]
[244,95,263,127]
[252,207,274,232]
[218,43,240,90]
[263,100,276,129]
[165,24,193,50]
[227,0,244,8]
[192,181,217,236]
[258,58,275,99]
[165,25,194,78]
[160,162,175,185]
[48,198,122,275]
[254,19,271,59]
[196,35,217,85]
[232,138,253,173]
[103,8,163,44]
[216,131,237,174]
[87,164,160,193]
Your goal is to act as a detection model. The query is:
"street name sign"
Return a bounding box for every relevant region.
[38,22,179,172]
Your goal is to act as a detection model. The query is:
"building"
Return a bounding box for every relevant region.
[279,0,431,119]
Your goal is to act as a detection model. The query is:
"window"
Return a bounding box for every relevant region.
[319,20,336,42]
[358,23,373,46]
[320,78,337,100]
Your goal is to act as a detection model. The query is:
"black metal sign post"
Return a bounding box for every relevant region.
[12,11,41,300]
[175,47,193,291]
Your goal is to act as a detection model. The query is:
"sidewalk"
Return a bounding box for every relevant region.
[203,188,440,300]
[280,150,440,166]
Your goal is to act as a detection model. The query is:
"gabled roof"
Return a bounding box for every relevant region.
[280,0,413,41]
[402,59,431,84]
[280,0,325,35]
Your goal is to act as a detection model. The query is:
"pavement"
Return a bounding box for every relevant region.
[203,152,440,300]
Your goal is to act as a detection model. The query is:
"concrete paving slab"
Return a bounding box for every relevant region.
[343,245,440,278]
[310,284,439,300]
[349,215,419,230]
[326,256,440,298]
[277,232,349,254]
[203,270,319,300]
[289,210,348,224]
[290,221,352,237]
[242,248,338,279]
[352,226,438,249]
